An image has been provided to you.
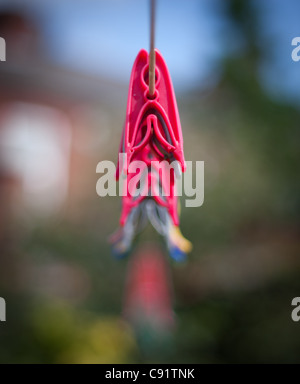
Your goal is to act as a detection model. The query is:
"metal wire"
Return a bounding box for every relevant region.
[149,0,156,97]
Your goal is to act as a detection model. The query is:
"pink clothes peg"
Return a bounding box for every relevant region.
[111,49,192,261]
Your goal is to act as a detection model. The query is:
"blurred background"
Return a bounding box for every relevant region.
[0,0,300,364]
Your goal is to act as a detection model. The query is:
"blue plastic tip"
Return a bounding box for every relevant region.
[169,246,187,262]
[111,246,130,260]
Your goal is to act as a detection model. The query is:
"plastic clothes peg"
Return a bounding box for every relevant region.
[111,49,192,261]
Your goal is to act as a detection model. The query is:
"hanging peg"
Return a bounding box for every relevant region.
[111,49,192,261]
